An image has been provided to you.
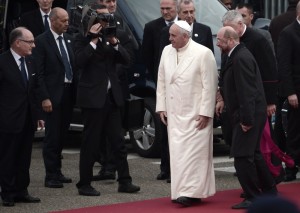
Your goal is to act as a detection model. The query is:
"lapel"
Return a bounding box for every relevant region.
[170,40,194,84]
[7,51,28,90]
[192,23,201,43]
[63,34,74,65]
[45,30,64,65]
[293,20,300,36]
[35,10,46,33]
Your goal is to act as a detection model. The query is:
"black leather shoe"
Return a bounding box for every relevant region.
[45,179,63,188]
[118,183,140,193]
[232,199,252,209]
[156,172,170,180]
[58,175,72,183]
[78,185,100,196]
[2,198,14,207]
[176,196,193,207]
[93,171,116,181]
[166,178,171,183]
[15,194,40,203]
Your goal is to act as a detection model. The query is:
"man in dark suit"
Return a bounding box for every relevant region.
[269,0,299,154]
[74,5,140,196]
[221,10,278,149]
[142,0,178,182]
[19,0,53,37]
[277,2,300,182]
[33,7,76,188]
[216,26,277,210]
[0,27,41,207]
[92,0,137,181]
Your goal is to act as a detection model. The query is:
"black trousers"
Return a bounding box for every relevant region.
[43,85,73,180]
[77,92,132,187]
[0,110,34,200]
[234,151,277,200]
[160,122,170,175]
[286,93,300,166]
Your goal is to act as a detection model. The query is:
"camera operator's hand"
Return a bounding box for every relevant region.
[107,36,119,46]
[89,23,102,44]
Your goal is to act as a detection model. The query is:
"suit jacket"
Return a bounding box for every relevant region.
[159,22,214,61]
[277,20,300,97]
[0,51,38,133]
[142,17,167,82]
[19,9,46,37]
[240,27,278,105]
[220,44,267,157]
[74,33,130,109]
[33,30,77,107]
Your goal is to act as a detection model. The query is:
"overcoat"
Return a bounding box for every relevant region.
[156,39,217,199]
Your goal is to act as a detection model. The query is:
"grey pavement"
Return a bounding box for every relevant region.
[0,136,298,213]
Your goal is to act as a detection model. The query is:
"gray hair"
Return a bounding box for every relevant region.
[222,10,244,25]
[9,27,27,45]
[177,0,194,12]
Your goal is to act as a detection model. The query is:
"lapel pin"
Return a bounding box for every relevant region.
[194,33,198,37]
[117,21,120,25]
[67,40,71,43]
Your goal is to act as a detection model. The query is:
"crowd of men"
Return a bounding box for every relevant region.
[0,0,300,210]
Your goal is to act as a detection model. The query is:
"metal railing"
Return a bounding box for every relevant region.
[264,0,289,19]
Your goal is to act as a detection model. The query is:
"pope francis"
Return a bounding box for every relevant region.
[156,20,218,207]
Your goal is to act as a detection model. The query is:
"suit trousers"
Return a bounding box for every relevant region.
[234,149,277,200]
[160,122,170,175]
[43,84,73,180]
[0,108,34,199]
[77,91,132,187]
[286,92,300,166]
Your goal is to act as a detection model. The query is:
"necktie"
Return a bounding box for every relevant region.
[44,15,49,30]
[57,36,73,81]
[168,21,174,27]
[19,57,28,87]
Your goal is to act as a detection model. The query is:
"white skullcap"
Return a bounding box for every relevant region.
[174,20,192,32]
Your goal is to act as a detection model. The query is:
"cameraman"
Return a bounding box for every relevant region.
[74,4,140,196]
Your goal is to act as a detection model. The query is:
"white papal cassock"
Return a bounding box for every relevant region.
[156,39,218,200]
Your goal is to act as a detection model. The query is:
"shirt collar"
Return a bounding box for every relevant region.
[10,48,22,63]
[50,29,64,40]
[228,44,239,57]
[40,8,50,17]
[165,16,178,26]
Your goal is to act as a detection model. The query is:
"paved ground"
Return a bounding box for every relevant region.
[0,136,299,213]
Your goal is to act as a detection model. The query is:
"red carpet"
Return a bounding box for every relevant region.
[52,183,300,213]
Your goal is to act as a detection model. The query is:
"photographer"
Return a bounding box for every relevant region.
[74,4,140,196]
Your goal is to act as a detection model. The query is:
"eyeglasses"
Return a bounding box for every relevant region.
[18,39,35,45]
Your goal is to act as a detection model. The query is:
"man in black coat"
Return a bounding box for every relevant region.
[0,27,41,207]
[74,5,140,196]
[142,0,178,182]
[277,2,300,181]
[269,0,299,153]
[33,7,76,188]
[92,0,137,181]
[19,0,53,37]
[216,26,277,210]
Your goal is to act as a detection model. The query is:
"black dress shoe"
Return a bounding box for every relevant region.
[284,167,298,182]
[45,179,63,188]
[156,172,170,180]
[15,194,41,203]
[176,196,193,207]
[78,185,100,196]
[232,199,252,209]
[58,175,72,183]
[2,198,14,207]
[118,183,140,193]
[93,171,116,181]
[240,192,246,198]
[166,178,171,183]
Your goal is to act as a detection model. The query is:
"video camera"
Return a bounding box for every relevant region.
[78,5,117,37]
